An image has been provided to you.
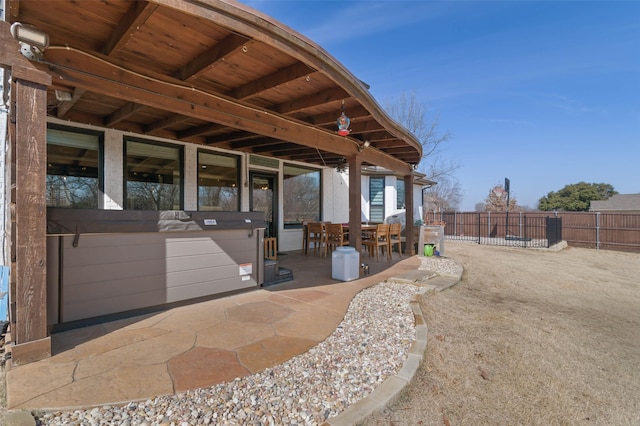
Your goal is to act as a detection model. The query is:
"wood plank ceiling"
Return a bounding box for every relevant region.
[7,0,422,174]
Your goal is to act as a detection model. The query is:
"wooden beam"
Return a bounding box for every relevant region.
[309,105,371,126]
[151,0,422,158]
[144,114,191,134]
[227,62,316,100]
[104,102,146,127]
[1,22,53,363]
[272,87,348,114]
[13,73,51,361]
[175,33,248,81]
[41,47,410,174]
[404,174,415,254]
[177,123,225,139]
[347,120,385,134]
[225,136,270,149]
[348,155,363,253]
[206,130,260,145]
[102,1,158,56]
[251,142,297,154]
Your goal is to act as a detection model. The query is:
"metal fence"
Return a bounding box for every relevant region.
[426,211,640,252]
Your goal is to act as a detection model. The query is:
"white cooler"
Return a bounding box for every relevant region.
[332,246,360,281]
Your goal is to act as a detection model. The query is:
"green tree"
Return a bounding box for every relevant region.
[538,182,617,211]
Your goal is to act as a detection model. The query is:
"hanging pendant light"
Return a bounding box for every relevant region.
[337,101,350,136]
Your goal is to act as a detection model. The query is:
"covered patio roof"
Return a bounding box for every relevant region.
[6,0,422,174]
[1,0,423,365]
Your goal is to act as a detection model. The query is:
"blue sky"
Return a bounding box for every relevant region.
[242,1,639,211]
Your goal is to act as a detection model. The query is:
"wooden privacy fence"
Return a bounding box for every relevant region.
[427,211,640,252]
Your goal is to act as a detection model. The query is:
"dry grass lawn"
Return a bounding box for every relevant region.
[364,241,640,426]
[1,242,638,425]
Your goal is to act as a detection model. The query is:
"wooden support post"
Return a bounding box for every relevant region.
[1,20,53,364]
[404,173,415,254]
[11,72,51,364]
[348,155,362,253]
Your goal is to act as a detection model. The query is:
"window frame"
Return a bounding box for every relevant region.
[282,163,322,229]
[396,178,406,210]
[369,176,385,223]
[46,124,104,209]
[197,150,241,212]
[123,137,184,211]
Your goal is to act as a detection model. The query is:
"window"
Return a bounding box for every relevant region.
[46,126,102,208]
[198,151,240,211]
[125,139,182,210]
[369,177,385,223]
[396,179,405,210]
[283,164,321,228]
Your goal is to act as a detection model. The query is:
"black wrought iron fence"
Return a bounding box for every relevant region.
[435,212,559,249]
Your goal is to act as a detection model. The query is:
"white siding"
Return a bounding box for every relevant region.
[103,129,124,209]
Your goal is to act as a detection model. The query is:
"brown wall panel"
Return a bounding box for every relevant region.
[50,230,260,323]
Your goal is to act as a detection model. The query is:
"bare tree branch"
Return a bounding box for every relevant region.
[384,91,461,210]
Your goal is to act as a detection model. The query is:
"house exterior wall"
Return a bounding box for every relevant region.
[0,64,8,322]
[103,129,124,210]
[357,174,424,225]
[34,118,424,254]
[0,68,7,264]
[414,184,425,222]
[184,143,198,211]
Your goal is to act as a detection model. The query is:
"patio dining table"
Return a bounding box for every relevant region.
[340,223,378,241]
[302,223,378,254]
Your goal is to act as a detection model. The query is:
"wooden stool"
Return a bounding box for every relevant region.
[264,237,277,260]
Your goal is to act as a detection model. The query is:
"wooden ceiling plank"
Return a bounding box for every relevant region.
[143,114,191,134]
[251,142,294,154]
[309,105,371,126]
[148,0,422,159]
[176,33,248,81]
[102,1,158,56]
[227,62,315,100]
[206,131,259,145]
[104,102,146,127]
[224,137,271,149]
[272,87,348,115]
[42,47,412,174]
[177,123,225,139]
[347,120,385,134]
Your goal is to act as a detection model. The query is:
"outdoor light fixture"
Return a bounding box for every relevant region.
[335,157,348,173]
[55,90,72,102]
[337,101,350,136]
[10,22,49,60]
